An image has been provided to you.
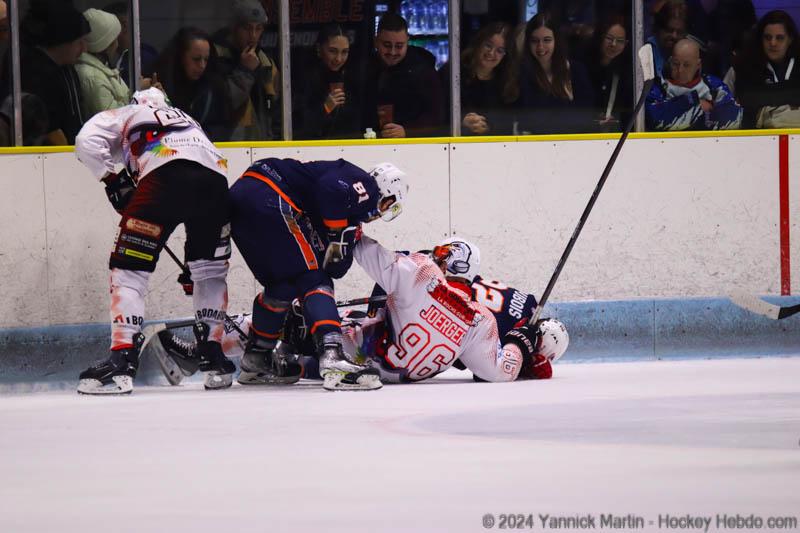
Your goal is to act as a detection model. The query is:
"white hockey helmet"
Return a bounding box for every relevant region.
[435,236,481,282]
[369,162,408,222]
[536,318,569,362]
[131,87,170,109]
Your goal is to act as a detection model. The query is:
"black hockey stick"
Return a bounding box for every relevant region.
[728,292,800,320]
[336,294,387,308]
[529,45,656,324]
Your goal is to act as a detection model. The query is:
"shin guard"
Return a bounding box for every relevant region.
[109,268,150,349]
[188,259,229,344]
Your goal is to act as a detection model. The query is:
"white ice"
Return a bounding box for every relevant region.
[1,357,799,533]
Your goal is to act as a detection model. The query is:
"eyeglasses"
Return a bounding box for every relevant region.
[603,34,628,47]
[482,42,507,56]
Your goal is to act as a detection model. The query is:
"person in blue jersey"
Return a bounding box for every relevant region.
[646,38,742,131]
[156,236,567,385]
[228,158,409,391]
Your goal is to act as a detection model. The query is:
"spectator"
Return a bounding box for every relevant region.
[211,0,281,141]
[0,92,49,146]
[735,10,800,129]
[363,13,445,138]
[444,22,517,135]
[76,8,128,118]
[587,15,633,131]
[516,13,594,135]
[294,23,361,140]
[646,38,741,130]
[16,0,90,145]
[647,0,689,77]
[705,0,756,76]
[103,2,158,86]
[153,27,233,141]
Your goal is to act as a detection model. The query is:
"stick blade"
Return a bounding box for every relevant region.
[638,43,656,82]
[142,323,185,386]
[728,292,781,319]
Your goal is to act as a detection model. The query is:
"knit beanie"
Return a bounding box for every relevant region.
[83,8,121,53]
[21,0,90,47]
[231,0,268,25]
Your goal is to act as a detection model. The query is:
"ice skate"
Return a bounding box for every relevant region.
[197,340,235,390]
[317,333,382,391]
[77,333,145,395]
[157,329,204,377]
[238,336,303,385]
[190,322,236,390]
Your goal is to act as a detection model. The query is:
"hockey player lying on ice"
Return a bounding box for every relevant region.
[158,237,569,384]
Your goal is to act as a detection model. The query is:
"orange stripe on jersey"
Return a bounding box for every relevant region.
[305,288,334,300]
[323,218,348,229]
[242,171,302,213]
[310,319,340,334]
[250,323,281,340]
[281,205,319,270]
[256,293,288,312]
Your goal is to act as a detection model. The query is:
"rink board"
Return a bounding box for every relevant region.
[0,135,789,330]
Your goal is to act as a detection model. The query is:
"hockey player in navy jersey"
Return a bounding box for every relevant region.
[228,158,408,390]
[432,237,567,380]
[156,237,567,384]
[74,87,235,395]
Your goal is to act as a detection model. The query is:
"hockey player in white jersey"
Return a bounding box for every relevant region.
[74,87,235,394]
[432,237,568,380]
[156,237,568,383]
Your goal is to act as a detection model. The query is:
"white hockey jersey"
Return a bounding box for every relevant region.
[351,234,523,383]
[74,103,228,182]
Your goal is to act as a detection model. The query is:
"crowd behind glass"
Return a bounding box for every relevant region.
[0,0,798,146]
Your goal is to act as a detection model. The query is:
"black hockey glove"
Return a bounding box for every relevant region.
[177,271,193,296]
[102,169,135,213]
[502,322,542,366]
[323,225,360,279]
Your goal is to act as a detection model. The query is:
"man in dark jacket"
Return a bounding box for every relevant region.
[363,13,445,138]
[211,0,280,141]
[12,0,90,145]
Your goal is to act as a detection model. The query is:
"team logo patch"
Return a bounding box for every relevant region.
[125,217,163,239]
[217,158,228,170]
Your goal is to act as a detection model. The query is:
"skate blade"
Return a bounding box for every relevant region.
[77,376,133,395]
[322,371,382,391]
[204,372,233,390]
[237,370,301,385]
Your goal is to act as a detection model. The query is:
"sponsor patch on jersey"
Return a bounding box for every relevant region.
[125,217,162,239]
[426,280,478,325]
[217,158,228,171]
[123,248,154,261]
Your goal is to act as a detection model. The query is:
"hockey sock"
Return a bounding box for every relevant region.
[251,292,290,343]
[302,285,341,339]
[109,268,150,350]
[188,259,229,344]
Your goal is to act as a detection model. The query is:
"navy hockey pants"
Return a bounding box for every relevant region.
[229,172,341,344]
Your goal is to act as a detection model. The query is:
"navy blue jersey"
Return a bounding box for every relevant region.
[245,158,382,230]
[471,276,537,337]
[367,271,537,338]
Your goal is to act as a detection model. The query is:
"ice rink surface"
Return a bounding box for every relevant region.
[1,357,799,533]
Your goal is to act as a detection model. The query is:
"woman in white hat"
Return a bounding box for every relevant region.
[75,8,129,118]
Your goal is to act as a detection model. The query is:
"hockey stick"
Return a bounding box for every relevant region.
[161,243,248,337]
[529,45,656,324]
[728,292,800,320]
[336,294,387,308]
